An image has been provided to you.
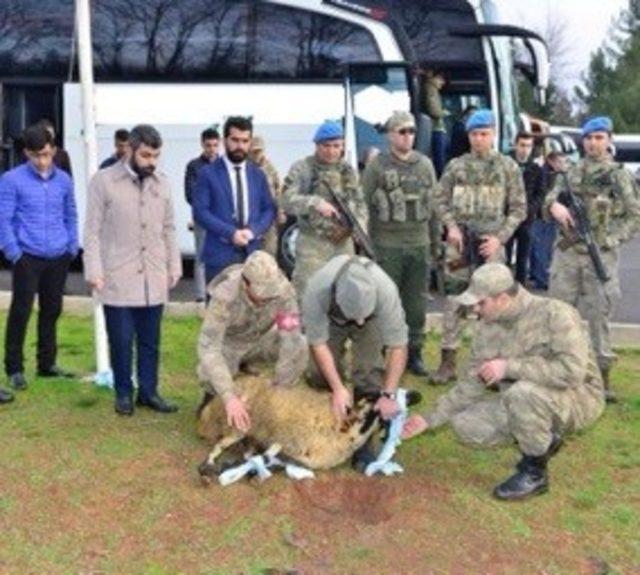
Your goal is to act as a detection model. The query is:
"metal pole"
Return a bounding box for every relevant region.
[75,0,112,387]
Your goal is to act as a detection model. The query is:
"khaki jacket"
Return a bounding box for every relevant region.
[83,162,182,306]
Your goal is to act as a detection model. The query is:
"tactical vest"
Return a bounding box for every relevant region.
[567,160,628,247]
[300,158,355,240]
[449,153,509,227]
[370,154,432,224]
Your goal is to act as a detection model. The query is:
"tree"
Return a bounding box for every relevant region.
[576,0,640,131]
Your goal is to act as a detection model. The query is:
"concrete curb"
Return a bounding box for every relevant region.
[0,291,638,347]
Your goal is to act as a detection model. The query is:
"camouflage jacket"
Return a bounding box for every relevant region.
[423,289,603,428]
[362,151,438,248]
[280,156,367,240]
[197,265,307,399]
[256,157,281,201]
[434,150,526,243]
[544,156,640,251]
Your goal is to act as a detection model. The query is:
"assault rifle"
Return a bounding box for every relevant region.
[557,172,610,283]
[446,223,486,272]
[323,184,377,261]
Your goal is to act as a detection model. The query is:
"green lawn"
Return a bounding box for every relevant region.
[0,313,638,574]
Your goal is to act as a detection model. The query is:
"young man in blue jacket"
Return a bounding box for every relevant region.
[0,123,79,391]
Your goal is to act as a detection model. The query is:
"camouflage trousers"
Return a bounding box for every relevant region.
[375,244,429,348]
[220,328,281,379]
[307,321,386,391]
[549,246,621,372]
[292,231,354,306]
[449,380,604,456]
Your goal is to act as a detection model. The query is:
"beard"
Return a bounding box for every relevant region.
[130,157,156,179]
[227,148,248,164]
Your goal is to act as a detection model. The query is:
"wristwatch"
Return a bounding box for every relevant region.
[381,390,396,400]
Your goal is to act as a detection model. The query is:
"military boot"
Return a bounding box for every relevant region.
[407,345,429,377]
[493,454,549,501]
[430,348,457,385]
[601,366,617,404]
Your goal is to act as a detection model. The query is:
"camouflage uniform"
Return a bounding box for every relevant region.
[302,255,408,390]
[422,288,605,456]
[254,156,281,256]
[545,157,640,377]
[362,150,437,354]
[281,156,367,304]
[197,252,308,401]
[434,150,526,370]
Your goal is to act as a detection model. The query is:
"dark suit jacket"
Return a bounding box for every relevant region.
[193,157,276,274]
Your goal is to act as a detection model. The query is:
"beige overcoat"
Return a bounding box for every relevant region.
[83,162,182,306]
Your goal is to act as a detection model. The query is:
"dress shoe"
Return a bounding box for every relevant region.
[8,372,27,391]
[0,387,15,403]
[115,395,134,416]
[493,454,549,501]
[407,345,429,377]
[136,394,178,413]
[37,365,75,378]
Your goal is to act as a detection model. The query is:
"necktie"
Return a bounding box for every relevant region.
[234,166,245,227]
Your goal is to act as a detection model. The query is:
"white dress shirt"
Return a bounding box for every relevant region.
[222,155,249,227]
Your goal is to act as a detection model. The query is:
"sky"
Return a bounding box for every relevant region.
[495,0,628,92]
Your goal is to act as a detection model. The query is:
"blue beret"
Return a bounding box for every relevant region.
[466,109,495,132]
[313,120,344,143]
[582,116,613,137]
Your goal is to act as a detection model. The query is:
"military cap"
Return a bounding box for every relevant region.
[466,109,496,132]
[251,135,265,150]
[313,120,344,143]
[385,110,415,132]
[454,263,515,306]
[581,116,613,137]
[242,251,288,299]
[335,263,377,321]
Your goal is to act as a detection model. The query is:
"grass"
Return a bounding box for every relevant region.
[0,313,638,574]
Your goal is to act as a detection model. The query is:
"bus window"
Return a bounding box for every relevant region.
[250,4,380,80]
[0,1,74,78]
[92,0,250,81]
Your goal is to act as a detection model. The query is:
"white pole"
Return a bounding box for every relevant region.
[75,0,112,387]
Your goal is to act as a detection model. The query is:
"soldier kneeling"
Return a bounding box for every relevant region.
[402,263,605,500]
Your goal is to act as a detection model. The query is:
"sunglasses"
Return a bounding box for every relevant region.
[397,127,416,135]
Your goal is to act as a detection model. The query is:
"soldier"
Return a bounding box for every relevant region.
[431,109,526,385]
[281,120,367,304]
[302,255,408,423]
[249,135,282,256]
[197,251,308,432]
[545,116,640,402]
[361,110,437,376]
[403,264,605,500]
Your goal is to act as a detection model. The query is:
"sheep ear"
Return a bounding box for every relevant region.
[405,390,422,407]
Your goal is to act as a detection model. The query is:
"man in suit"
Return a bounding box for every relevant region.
[193,116,276,285]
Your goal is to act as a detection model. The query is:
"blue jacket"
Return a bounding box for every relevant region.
[193,157,276,270]
[0,162,79,262]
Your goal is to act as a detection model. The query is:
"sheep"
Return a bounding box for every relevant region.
[196,374,420,480]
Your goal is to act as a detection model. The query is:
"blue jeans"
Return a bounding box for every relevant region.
[528,220,557,289]
[431,130,448,178]
[103,305,164,401]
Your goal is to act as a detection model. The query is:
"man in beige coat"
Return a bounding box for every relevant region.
[84,124,182,416]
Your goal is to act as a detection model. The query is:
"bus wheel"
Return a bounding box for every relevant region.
[277,218,298,279]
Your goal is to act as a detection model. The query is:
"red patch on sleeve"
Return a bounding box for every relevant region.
[275,312,301,332]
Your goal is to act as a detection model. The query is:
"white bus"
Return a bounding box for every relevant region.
[0,0,549,257]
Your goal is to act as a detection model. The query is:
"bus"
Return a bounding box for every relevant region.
[0,0,549,258]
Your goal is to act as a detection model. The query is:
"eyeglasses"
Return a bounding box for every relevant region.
[397,128,416,136]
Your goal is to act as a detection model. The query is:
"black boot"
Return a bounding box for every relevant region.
[407,345,429,377]
[493,454,548,501]
[601,366,617,403]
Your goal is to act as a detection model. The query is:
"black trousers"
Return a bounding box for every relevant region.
[505,222,531,285]
[4,253,71,375]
